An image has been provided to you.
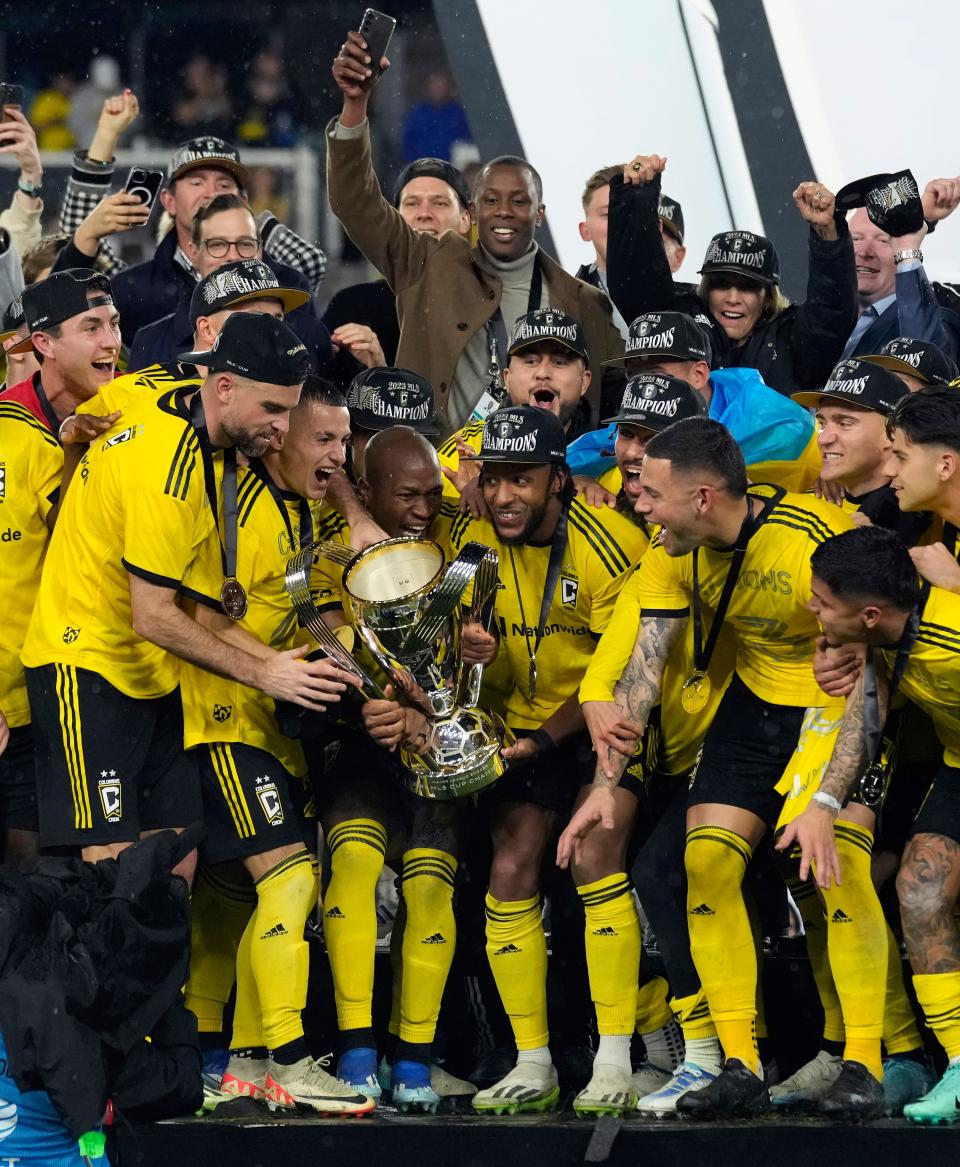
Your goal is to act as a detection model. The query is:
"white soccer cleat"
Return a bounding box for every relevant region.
[265,1054,376,1116]
[574,1063,638,1117]
[472,1061,560,1116]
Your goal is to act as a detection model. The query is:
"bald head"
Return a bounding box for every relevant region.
[358,426,444,539]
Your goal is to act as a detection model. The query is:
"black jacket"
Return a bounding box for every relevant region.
[606,175,858,396]
[0,830,201,1138]
[108,228,319,344]
[320,276,400,390]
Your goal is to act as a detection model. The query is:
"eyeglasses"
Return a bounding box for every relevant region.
[200,236,260,258]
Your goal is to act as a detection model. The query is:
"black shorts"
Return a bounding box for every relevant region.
[25,665,202,847]
[198,742,313,864]
[0,724,39,832]
[617,705,664,803]
[687,673,806,825]
[910,761,960,846]
[480,729,594,817]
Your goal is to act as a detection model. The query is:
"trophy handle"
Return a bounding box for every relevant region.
[284,541,386,699]
[401,542,497,657]
[314,540,358,568]
[457,548,499,707]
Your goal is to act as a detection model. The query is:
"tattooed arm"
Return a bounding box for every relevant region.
[604,612,688,785]
[776,662,887,889]
[558,613,686,869]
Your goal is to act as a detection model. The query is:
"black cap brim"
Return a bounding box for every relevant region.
[508,336,589,362]
[790,389,883,412]
[196,286,310,318]
[859,354,937,383]
[698,263,776,287]
[170,157,249,187]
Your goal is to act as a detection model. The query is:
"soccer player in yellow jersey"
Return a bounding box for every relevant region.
[772,358,935,1113]
[178,375,373,1116]
[786,525,960,1125]
[564,374,729,1115]
[430,405,646,1116]
[437,309,593,500]
[21,314,347,869]
[310,428,473,1112]
[0,271,123,864]
[561,416,853,1117]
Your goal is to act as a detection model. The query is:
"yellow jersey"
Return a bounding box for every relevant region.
[881,586,960,769]
[580,567,736,776]
[635,486,852,709]
[22,386,222,699]
[179,461,322,776]
[0,401,62,727]
[76,364,198,421]
[450,497,649,730]
[436,420,484,499]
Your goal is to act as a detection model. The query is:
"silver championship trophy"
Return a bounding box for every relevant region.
[285,537,508,799]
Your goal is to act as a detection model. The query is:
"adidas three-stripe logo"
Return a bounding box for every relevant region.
[260,923,288,939]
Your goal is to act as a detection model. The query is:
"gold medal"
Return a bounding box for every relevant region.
[527,657,538,702]
[220,577,248,621]
[681,672,711,715]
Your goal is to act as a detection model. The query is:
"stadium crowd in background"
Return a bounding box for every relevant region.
[6,19,960,1159]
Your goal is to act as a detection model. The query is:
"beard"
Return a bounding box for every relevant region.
[221,418,272,459]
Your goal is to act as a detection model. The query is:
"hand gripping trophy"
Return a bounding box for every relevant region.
[285,536,508,799]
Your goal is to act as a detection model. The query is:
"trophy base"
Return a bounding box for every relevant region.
[401,707,510,800]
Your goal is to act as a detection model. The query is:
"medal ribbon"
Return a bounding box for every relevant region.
[189,391,237,581]
[508,504,568,699]
[690,486,784,676]
[247,457,314,552]
[863,579,928,765]
[485,260,543,392]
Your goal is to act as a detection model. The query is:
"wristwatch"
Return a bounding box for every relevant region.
[893,248,923,265]
[17,178,42,198]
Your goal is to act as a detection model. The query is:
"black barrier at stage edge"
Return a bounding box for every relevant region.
[115,1111,956,1167]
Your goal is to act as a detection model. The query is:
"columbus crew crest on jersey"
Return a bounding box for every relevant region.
[561,573,579,607]
[98,770,122,823]
[255,774,284,825]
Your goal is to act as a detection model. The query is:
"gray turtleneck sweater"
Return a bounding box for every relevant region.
[446,242,546,431]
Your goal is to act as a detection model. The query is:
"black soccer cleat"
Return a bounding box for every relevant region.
[675,1058,768,1118]
[817,1060,884,1122]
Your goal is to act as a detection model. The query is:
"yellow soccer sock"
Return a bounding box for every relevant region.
[398,849,457,1045]
[789,876,845,1044]
[685,825,760,1074]
[671,989,717,1043]
[913,971,960,1060]
[233,907,264,1049]
[883,922,923,1055]
[819,822,886,1080]
[323,819,387,1034]
[578,873,641,1036]
[185,865,255,1034]
[249,850,319,1051]
[485,892,548,1051]
[636,977,673,1034]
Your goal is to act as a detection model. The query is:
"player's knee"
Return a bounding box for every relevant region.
[327,820,387,891]
[489,846,540,901]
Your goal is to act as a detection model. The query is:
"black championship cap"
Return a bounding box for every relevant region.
[699,230,780,286]
[658,192,684,244]
[177,312,312,383]
[467,403,567,464]
[168,136,249,186]
[835,170,923,238]
[606,311,711,367]
[792,358,908,416]
[603,372,706,429]
[393,157,471,211]
[8,269,114,354]
[189,259,309,324]
[0,295,24,345]
[861,336,959,387]
[508,308,589,362]
[346,366,439,435]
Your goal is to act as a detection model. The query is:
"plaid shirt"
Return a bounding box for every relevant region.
[59,150,327,289]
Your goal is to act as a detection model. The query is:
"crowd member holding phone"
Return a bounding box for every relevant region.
[0,90,44,303]
[57,91,327,342]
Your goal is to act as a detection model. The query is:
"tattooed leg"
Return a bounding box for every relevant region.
[897,832,960,975]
